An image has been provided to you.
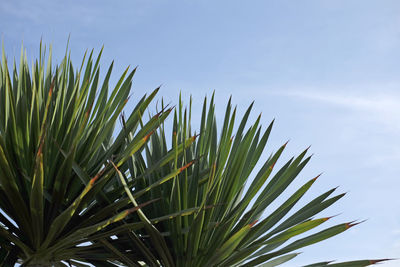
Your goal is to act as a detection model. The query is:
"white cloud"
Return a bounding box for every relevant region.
[272,86,400,132]
[392,228,400,235]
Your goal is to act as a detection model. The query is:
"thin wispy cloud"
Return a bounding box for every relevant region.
[273,87,400,132]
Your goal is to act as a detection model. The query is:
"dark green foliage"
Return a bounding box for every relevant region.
[0,44,390,266]
[119,95,390,266]
[0,44,183,266]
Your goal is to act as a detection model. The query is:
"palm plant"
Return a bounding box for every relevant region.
[0,43,390,266]
[117,95,389,267]
[0,44,197,266]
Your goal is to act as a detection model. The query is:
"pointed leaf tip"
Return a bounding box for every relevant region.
[179,161,194,172]
[154,107,173,119]
[48,78,55,97]
[143,131,154,142]
[124,198,159,216]
[37,141,44,156]
[324,214,341,221]
[370,259,392,264]
[346,220,364,229]
[90,168,106,185]
[249,220,258,227]
[154,111,162,119]
[312,173,323,181]
[269,160,277,170]
[283,140,290,147]
[85,104,94,118]
[192,134,200,140]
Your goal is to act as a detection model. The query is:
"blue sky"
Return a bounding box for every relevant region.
[1,0,399,266]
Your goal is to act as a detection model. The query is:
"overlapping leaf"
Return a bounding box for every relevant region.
[118,94,390,267]
[0,43,391,266]
[0,44,190,266]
